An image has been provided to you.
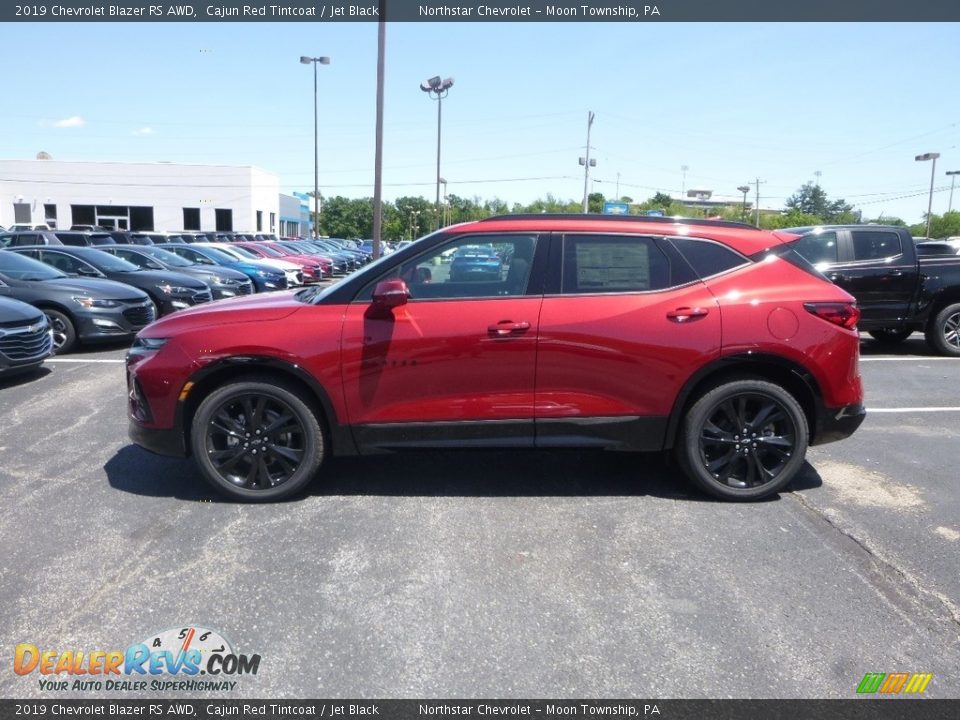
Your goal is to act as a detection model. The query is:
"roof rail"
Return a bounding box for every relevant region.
[478,213,761,231]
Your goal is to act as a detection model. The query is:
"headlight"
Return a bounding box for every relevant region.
[256,270,270,278]
[157,284,193,295]
[72,296,120,308]
[127,336,169,360]
[210,276,227,284]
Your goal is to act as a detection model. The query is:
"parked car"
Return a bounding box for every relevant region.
[234,242,325,283]
[162,243,287,292]
[9,246,212,317]
[0,231,64,248]
[449,244,503,282]
[52,231,116,247]
[916,238,960,256]
[783,224,960,355]
[107,231,156,246]
[206,243,304,286]
[127,214,865,502]
[9,224,52,231]
[101,245,254,299]
[0,296,53,376]
[0,249,154,353]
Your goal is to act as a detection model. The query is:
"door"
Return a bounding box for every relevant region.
[340,233,545,449]
[838,228,917,326]
[535,233,722,450]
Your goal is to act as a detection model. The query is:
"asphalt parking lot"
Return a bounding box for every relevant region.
[1,335,958,699]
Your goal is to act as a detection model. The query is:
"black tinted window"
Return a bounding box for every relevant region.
[671,238,747,278]
[562,235,669,293]
[851,230,902,261]
[792,232,839,265]
[55,233,87,246]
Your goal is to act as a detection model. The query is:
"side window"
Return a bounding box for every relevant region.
[0,234,12,248]
[671,237,747,278]
[14,234,39,246]
[40,251,89,275]
[851,231,902,261]
[791,232,839,265]
[366,234,538,301]
[562,234,670,294]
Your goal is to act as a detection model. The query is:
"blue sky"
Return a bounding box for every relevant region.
[3,21,959,222]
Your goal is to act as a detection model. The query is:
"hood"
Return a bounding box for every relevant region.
[111,269,209,290]
[40,277,149,300]
[0,296,44,323]
[141,289,304,332]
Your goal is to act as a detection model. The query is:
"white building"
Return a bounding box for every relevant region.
[0,158,280,233]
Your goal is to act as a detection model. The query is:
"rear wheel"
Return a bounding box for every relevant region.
[43,309,77,355]
[676,379,808,501]
[925,303,960,357]
[190,378,325,502]
[869,329,912,345]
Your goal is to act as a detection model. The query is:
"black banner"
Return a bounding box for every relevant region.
[0,700,958,720]
[3,0,960,23]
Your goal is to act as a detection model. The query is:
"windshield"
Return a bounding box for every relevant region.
[77,249,140,272]
[220,245,258,260]
[143,247,194,267]
[0,251,67,280]
[252,244,284,258]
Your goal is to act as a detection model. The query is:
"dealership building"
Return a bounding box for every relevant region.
[0,158,294,234]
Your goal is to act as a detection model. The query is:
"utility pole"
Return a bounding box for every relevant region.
[737,185,751,222]
[681,165,689,203]
[947,170,960,213]
[754,178,766,227]
[580,111,595,213]
[371,5,385,258]
[615,171,620,201]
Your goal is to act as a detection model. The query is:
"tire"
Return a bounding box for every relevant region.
[869,329,912,345]
[925,303,960,357]
[190,377,325,502]
[676,379,809,501]
[43,309,77,355]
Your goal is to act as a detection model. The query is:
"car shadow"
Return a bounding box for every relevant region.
[0,366,51,389]
[859,334,941,357]
[104,445,823,504]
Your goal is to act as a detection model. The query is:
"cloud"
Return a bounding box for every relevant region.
[52,116,85,128]
[132,127,154,136]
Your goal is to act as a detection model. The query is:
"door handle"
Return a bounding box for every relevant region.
[488,320,530,337]
[881,270,904,278]
[666,307,709,323]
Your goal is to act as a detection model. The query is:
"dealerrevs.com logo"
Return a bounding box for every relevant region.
[14,626,261,692]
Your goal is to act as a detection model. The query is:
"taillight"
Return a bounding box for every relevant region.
[804,302,860,330]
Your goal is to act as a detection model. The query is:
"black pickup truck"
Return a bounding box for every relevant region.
[783,224,960,356]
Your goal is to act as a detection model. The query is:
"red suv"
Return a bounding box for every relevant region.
[126,215,865,502]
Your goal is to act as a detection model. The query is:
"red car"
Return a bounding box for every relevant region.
[126,215,865,502]
[233,241,327,283]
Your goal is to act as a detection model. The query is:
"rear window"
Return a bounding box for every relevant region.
[671,237,748,278]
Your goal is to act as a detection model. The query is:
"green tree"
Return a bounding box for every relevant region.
[909,211,960,239]
[587,192,605,214]
[650,192,673,208]
[785,183,856,223]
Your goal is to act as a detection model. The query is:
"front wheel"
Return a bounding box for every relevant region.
[925,303,960,357]
[43,309,77,355]
[676,379,809,501]
[190,378,325,502]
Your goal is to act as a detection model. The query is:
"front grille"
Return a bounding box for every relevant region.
[192,291,213,305]
[123,305,155,328]
[0,324,53,362]
[238,281,254,295]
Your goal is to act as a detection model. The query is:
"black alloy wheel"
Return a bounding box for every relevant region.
[678,379,808,501]
[191,378,324,501]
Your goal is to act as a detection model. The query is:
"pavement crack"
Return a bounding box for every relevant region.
[788,491,960,631]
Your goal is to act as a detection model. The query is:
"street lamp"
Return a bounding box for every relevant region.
[408,210,421,240]
[737,185,751,222]
[915,152,940,239]
[421,75,454,230]
[300,55,331,238]
[947,170,960,214]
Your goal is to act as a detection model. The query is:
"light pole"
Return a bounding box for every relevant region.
[421,75,454,231]
[916,152,940,239]
[580,111,596,213]
[300,55,330,238]
[947,170,960,214]
[737,185,751,222]
[408,210,420,240]
[439,177,448,227]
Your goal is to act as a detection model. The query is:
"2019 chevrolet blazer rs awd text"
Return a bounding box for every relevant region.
[126,216,866,502]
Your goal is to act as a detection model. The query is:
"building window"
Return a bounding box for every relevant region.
[269,212,276,233]
[215,209,233,231]
[256,211,263,232]
[44,204,57,229]
[13,203,30,224]
[183,207,201,231]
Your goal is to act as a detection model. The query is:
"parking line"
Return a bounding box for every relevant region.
[860,357,958,362]
[869,407,960,413]
[46,359,125,364]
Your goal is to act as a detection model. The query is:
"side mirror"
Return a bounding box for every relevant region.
[77,266,101,277]
[372,278,410,309]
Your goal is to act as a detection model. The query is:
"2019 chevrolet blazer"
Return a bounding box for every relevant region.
[126,216,865,502]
